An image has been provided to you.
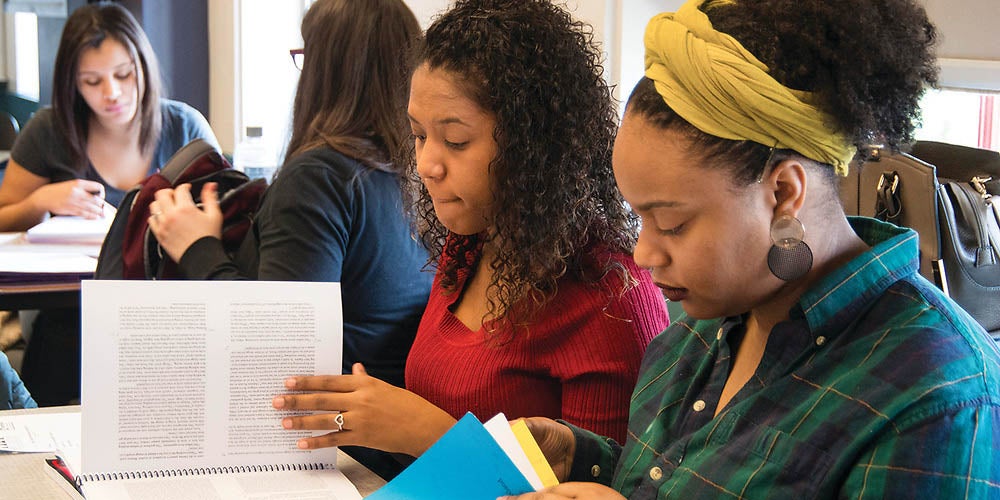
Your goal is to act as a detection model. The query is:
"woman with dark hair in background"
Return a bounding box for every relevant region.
[148,0,429,395]
[0,2,217,406]
[508,0,1000,498]
[272,0,669,465]
[0,2,216,228]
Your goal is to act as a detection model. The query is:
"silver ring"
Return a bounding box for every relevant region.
[334,413,344,432]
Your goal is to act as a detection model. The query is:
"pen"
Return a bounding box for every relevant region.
[86,189,105,212]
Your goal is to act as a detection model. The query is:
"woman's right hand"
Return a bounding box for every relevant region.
[29,179,106,218]
[148,182,223,262]
[518,417,577,482]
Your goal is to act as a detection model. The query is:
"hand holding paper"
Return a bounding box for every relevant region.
[515,417,578,483]
[275,362,457,456]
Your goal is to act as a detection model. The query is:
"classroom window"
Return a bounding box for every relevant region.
[916,88,999,152]
[12,11,40,101]
[238,0,308,157]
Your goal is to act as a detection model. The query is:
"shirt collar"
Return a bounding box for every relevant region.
[796,217,920,337]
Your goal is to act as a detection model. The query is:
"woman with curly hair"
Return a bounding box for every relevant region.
[273,0,669,463]
[506,0,1000,498]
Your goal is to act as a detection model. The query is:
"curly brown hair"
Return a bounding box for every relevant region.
[626,0,938,185]
[403,0,637,325]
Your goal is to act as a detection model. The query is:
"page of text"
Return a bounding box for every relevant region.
[81,280,342,476]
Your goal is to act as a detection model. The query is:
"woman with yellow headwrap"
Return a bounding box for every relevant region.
[504,0,1000,498]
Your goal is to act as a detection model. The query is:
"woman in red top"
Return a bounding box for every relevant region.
[273,0,669,461]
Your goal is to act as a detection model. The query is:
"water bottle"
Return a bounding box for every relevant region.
[232,126,277,183]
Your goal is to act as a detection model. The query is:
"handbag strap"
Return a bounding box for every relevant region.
[972,176,1000,259]
[875,171,902,222]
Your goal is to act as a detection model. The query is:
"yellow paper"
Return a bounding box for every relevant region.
[510,420,559,488]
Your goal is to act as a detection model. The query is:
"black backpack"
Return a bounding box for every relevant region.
[95,139,267,279]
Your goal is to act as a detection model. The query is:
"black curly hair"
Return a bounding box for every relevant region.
[626,0,938,185]
[403,0,637,326]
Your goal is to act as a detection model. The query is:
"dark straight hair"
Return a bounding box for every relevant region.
[52,2,162,173]
[284,0,421,173]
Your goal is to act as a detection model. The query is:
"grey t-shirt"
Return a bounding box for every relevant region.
[10,99,219,207]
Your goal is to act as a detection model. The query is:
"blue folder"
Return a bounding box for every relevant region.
[366,412,534,500]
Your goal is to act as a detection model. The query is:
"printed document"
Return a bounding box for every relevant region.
[79,280,359,499]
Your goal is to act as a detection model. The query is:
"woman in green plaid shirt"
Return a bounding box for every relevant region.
[505,0,1000,498]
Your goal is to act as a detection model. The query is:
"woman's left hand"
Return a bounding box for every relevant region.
[273,363,457,457]
[147,183,222,262]
[500,483,626,499]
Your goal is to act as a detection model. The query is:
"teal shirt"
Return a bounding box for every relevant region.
[568,217,1000,498]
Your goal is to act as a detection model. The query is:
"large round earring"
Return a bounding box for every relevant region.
[767,214,813,281]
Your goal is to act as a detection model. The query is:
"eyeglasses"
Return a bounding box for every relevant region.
[289,48,304,70]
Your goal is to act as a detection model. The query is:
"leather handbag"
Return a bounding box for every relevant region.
[840,141,1000,339]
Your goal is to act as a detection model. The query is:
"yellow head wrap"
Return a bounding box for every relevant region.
[643,0,854,175]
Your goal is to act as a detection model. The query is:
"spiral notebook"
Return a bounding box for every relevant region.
[77,280,361,500]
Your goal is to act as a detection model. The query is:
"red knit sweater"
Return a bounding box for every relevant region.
[405,249,669,443]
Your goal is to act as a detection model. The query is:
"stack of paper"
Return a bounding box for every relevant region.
[25,205,116,245]
[367,413,558,499]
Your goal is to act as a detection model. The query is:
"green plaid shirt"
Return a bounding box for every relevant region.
[567,217,1000,498]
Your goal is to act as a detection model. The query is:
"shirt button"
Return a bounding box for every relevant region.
[692,400,706,412]
[816,336,827,346]
[649,466,663,481]
[716,327,724,340]
[591,465,601,477]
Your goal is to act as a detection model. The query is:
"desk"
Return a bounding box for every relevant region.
[0,282,81,310]
[2,406,387,498]
[0,233,98,311]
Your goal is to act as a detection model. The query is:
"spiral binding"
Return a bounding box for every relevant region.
[75,462,331,486]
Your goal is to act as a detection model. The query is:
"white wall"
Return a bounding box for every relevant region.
[404,0,450,28]
[920,0,1000,91]
[208,0,239,154]
[402,0,683,107]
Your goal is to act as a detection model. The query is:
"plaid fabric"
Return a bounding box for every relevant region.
[569,217,1000,498]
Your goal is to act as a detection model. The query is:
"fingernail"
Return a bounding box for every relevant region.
[282,418,293,429]
[297,439,309,449]
[272,396,285,408]
[285,377,297,389]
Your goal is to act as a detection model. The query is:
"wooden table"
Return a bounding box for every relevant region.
[339,449,388,496]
